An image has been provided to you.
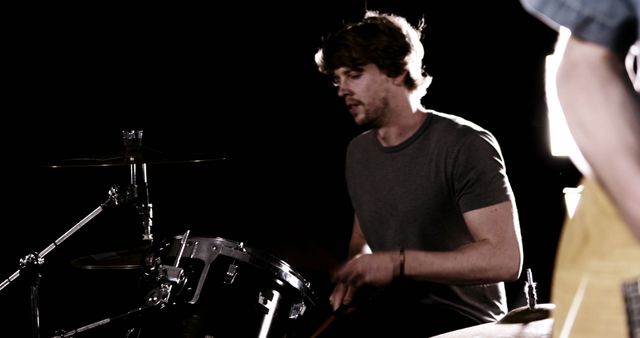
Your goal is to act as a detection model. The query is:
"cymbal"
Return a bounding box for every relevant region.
[45,146,226,168]
[498,303,555,324]
[431,316,553,338]
[70,245,153,270]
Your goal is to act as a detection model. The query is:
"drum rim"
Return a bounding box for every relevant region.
[166,235,318,306]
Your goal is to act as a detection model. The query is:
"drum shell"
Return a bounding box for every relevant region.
[140,236,317,338]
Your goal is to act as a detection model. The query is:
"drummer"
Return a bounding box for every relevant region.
[313,10,523,337]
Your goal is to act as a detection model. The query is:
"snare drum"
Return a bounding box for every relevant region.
[139,236,317,338]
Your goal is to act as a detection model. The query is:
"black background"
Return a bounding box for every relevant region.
[1,1,579,337]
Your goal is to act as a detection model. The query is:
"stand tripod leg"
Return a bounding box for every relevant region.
[30,274,41,338]
[52,303,164,338]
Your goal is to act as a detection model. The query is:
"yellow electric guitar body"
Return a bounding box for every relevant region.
[552,178,640,338]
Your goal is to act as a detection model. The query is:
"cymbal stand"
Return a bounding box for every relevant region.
[122,130,153,243]
[51,230,191,338]
[0,185,130,338]
[50,302,165,338]
[142,230,189,309]
[498,268,555,324]
[525,268,538,310]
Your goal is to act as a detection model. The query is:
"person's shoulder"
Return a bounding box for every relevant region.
[427,110,501,151]
[427,110,491,135]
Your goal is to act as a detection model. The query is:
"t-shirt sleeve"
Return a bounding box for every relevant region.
[520,0,637,53]
[453,130,513,213]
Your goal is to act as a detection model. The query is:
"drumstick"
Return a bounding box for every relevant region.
[310,304,354,338]
[311,285,385,337]
[310,314,335,338]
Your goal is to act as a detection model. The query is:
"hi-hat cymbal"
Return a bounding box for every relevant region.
[70,245,153,270]
[44,146,226,168]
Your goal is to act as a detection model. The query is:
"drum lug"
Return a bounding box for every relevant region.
[224,262,238,284]
[258,289,282,337]
[289,301,306,319]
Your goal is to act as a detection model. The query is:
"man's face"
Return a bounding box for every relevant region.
[333,64,394,127]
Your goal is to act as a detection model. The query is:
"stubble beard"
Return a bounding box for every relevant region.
[360,95,389,129]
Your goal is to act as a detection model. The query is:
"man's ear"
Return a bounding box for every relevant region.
[393,70,408,86]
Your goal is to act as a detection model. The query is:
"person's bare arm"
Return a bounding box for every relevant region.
[402,200,523,284]
[556,34,640,240]
[334,200,523,287]
[329,215,372,310]
[347,214,371,258]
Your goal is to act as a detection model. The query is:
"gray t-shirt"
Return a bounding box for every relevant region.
[346,110,515,322]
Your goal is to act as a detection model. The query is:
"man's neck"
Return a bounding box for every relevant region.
[376,107,428,147]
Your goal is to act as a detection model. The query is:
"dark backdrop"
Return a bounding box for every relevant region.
[1,1,580,337]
